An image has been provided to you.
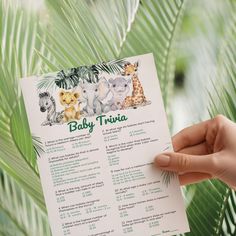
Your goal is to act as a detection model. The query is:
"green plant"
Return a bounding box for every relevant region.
[0,169,51,235]
[179,1,236,235]
[0,0,235,235]
[0,0,185,234]
[0,0,46,212]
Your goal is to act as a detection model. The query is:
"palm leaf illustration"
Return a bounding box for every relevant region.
[45,58,128,90]
[161,171,177,187]
[32,135,45,159]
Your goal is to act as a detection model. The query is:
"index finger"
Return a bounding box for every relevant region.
[172,119,210,151]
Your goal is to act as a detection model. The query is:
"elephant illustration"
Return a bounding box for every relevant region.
[108,77,131,111]
[79,77,110,116]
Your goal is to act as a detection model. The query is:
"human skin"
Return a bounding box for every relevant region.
[154,115,236,190]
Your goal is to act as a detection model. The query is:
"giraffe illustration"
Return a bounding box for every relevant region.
[121,62,147,109]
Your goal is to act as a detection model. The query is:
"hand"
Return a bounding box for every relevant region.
[154,115,236,190]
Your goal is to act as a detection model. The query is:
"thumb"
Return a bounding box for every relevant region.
[154,152,214,174]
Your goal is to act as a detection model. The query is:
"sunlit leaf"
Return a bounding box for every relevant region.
[0,169,51,236]
[0,0,47,210]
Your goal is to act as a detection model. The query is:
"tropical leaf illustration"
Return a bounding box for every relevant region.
[32,135,45,159]
[93,58,127,75]
[161,171,177,187]
[37,74,59,92]
[161,144,176,187]
[46,59,128,90]
[55,68,81,90]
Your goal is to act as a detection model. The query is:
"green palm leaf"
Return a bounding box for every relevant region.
[0,0,187,234]
[0,0,46,210]
[42,0,185,108]
[118,0,186,107]
[43,0,140,66]
[40,0,185,186]
[0,169,51,236]
[185,181,230,236]
[184,2,236,235]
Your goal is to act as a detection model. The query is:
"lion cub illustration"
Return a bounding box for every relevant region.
[59,90,80,122]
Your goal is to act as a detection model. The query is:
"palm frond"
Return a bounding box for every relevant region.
[0,0,186,213]
[118,0,186,107]
[183,2,236,235]
[207,7,236,235]
[0,0,47,210]
[43,0,139,66]
[0,0,195,234]
[0,169,51,236]
[184,180,230,235]
[208,10,236,122]
[42,0,185,110]
[218,189,236,235]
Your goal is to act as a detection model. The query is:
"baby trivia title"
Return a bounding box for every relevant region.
[67,113,128,133]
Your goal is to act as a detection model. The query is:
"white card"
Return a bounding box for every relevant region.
[20,53,189,236]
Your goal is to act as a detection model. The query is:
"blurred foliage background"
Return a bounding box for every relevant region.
[0,0,235,235]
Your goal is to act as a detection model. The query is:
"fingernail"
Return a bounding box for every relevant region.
[155,154,170,167]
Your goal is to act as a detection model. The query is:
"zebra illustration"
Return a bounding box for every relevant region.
[39,92,64,126]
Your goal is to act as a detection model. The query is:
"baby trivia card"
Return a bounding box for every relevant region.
[20,53,189,236]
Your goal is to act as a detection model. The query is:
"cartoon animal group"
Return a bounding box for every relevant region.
[39,61,148,126]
